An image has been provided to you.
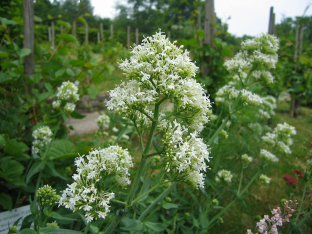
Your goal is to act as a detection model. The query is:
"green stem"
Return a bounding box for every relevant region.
[237,165,244,196]
[207,115,229,146]
[295,182,306,224]
[138,183,174,221]
[84,223,91,234]
[131,174,165,205]
[103,212,125,234]
[111,199,126,205]
[126,102,161,205]
[208,199,237,228]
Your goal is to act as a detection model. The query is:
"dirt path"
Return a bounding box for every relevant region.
[66,111,101,136]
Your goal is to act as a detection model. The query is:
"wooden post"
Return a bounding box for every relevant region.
[136,28,139,45]
[73,22,77,58]
[198,7,203,58]
[110,24,113,39]
[97,32,100,43]
[23,0,35,83]
[85,23,88,46]
[60,25,63,34]
[127,26,130,47]
[291,25,300,117]
[51,22,55,48]
[48,27,51,41]
[268,7,275,35]
[202,0,214,77]
[204,0,214,46]
[100,23,104,51]
[299,26,304,56]
[73,22,76,38]
[168,31,171,41]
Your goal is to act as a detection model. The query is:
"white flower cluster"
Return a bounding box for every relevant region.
[216,34,279,116]
[261,122,296,154]
[215,85,262,107]
[242,154,253,163]
[259,174,271,184]
[53,81,79,113]
[161,121,210,189]
[260,149,279,163]
[59,146,133,223]
[215,169,233,184]
[97,114,110,129]
[32,126,53,154]
[107,31,211,132]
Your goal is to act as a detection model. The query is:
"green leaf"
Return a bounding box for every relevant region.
[26,73,42,84]
[0,193,12,210]
[87,87,99,99]
[78,16,86,24]
[58,34,78,44]
[121,218,143,231]
[0,72,13,83]
[105,64,115,74]
[44,210,77,221]
[69,59,85,68]
[26,160,46,184]
[221,45,233,57]
[162,203,179,209]
[0,134,6,147]
[47,139,77,160]
[34,15,42,22]
[39,227,83,234]
[0,17,17,26]
[3,138,29,157]
[56,20,71,29]
[66,68,75,77]
[44,82,53,92]
[55,69,65,78]
[70,110,85,119]
[19,48,32,59]
[144,222,167,232]
[46,161,70,180]
[33,89,52,103]
[18,229,37,234]
[0,157,24,180]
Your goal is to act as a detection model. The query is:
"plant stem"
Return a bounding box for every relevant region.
[138,183,174,221]
[103,212,125,234]
[237,165,244,196]
[126,101,161,205]
[84,223,91,234]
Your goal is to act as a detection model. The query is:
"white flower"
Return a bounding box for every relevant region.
[216,169,233,184]
[59,146,133,222]
[260,149,279,163]
[52,100,61,109]
[56,81,79,102]
[242,154,253,163]
[162,121,210,189]
[97,114,110,129]
[32,126,53,154]
[64,103,75,113]
[259,174,271,184]
[107,31,211,132]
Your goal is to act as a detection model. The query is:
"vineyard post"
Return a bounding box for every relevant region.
[23,0,35,94]
[110,24,113,40]
[97,32,100,43]
[52,21,55,48]
[136,28,139,45]
[127,26,130,48]
[100,23,104,52]
[168,31,171,41]
[60,25,63,34]
[48,27,51,42]
[202,0,214,77]
[73,22,77,55]
[85,23,88,46]
[268,7,275,35]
